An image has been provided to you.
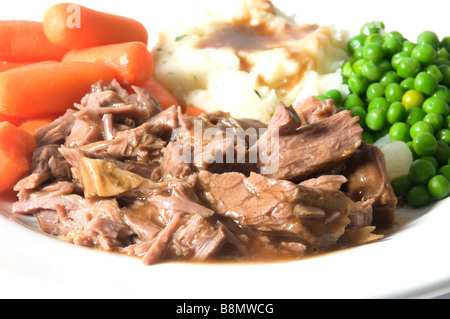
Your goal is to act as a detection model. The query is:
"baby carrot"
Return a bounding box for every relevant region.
[141,77,180,109]
[185,104,206,117]
[0,61,115,118]
[0,61,32,72]
[62,42,153,85]
[19,116,58,136]
[0,21,69,62]
[0,121,37,193]
[43,3,148,49]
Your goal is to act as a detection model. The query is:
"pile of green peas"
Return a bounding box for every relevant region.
[322,22,450,208]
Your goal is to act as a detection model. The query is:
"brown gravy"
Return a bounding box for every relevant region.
[197,20,319,52]
[196,17,321,95]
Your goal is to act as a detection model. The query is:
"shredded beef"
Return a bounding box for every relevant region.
[12,80,394,265]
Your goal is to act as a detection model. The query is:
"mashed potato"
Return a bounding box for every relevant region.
[152,0,349,123]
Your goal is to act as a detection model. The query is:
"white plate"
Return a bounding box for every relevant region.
[1,0,450,299]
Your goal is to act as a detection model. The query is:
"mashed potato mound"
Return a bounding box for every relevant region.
[152,0,349,123]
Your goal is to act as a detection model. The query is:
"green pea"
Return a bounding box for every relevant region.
[385,31,404,42]
[344,93,365,109]
[362,131,374,144]
[361,22,385,36]
[417,30,440,50]
[387,101,406,124]
[361,60,383,81]
[317,94,327,100]
[402,41,415,55]
[411,43,437,65]
[354,47,364,60]
[409,158,437,184]
[385,83,404,102]
[405,107,426,126]
[437,47,450,60]
[400,77,415,91]
[414,72,439,96]
[442,37,450,52]
[368,97,390,112]
[423,112,444,132]
[412,132,438,156]
[438,165,450,181]
[402,90,425,109]
[378,59,393,73]
[410,121,434,139]
[391,175,412,198]
[445,115,450,130]
[435,58,450,66]
[426,65,443,83]
[383,37,403,56]
[366,108,387,131]
[437,128,450,144]
[380,71,401,87]
[407,141,419,160]
[342,60,353,78]
[348,34,367,54]
[420,156,438,169]
[364,33,385,46]
[433,86,450,104]
[428,175,450,200]
[352,59,367,73]
[325,89,342,105]
[438,65,450,87]
[434,140,450,166]
[348,73,369,94]
[351,105,367,127]
[363,43,385,62]
[389,122,411,142]
[366,82,385,100]
[422,97,449,116]
[396,57,421,78]
[407,185,432,207]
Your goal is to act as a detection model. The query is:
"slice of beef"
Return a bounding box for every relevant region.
[196,170,361,249]
[293,96,339,126]
[200,111,267,147]
[79,81,162,123]
[150,141,195,181]
[34,109,77,147]
[267,102,301,135]
[299,175,348,191]
[13,193,134,250]
[181,110,258,175]
[170,213,226,262]
[255,107,363,181]
[144,105,180,141]
[14,145,72,197]
[78,126,166,163]
[343,142,397,227]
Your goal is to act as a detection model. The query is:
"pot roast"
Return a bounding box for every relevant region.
[12,80,396,265]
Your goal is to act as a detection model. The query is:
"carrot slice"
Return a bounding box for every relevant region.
[0,21,69,62]
[185,104,206,117]
[0,122,37,193]
[44,3,148,49]
[63,42,153,85]
[0,61,115,118]
[19,116,58,136]
[141,77,180,110]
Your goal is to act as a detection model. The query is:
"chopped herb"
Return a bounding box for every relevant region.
[175,34,188,42]
[254,90,261,98]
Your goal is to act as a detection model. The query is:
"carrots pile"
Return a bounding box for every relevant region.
[0,2,195,194]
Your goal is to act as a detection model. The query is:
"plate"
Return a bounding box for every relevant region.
[1,0,449,299]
